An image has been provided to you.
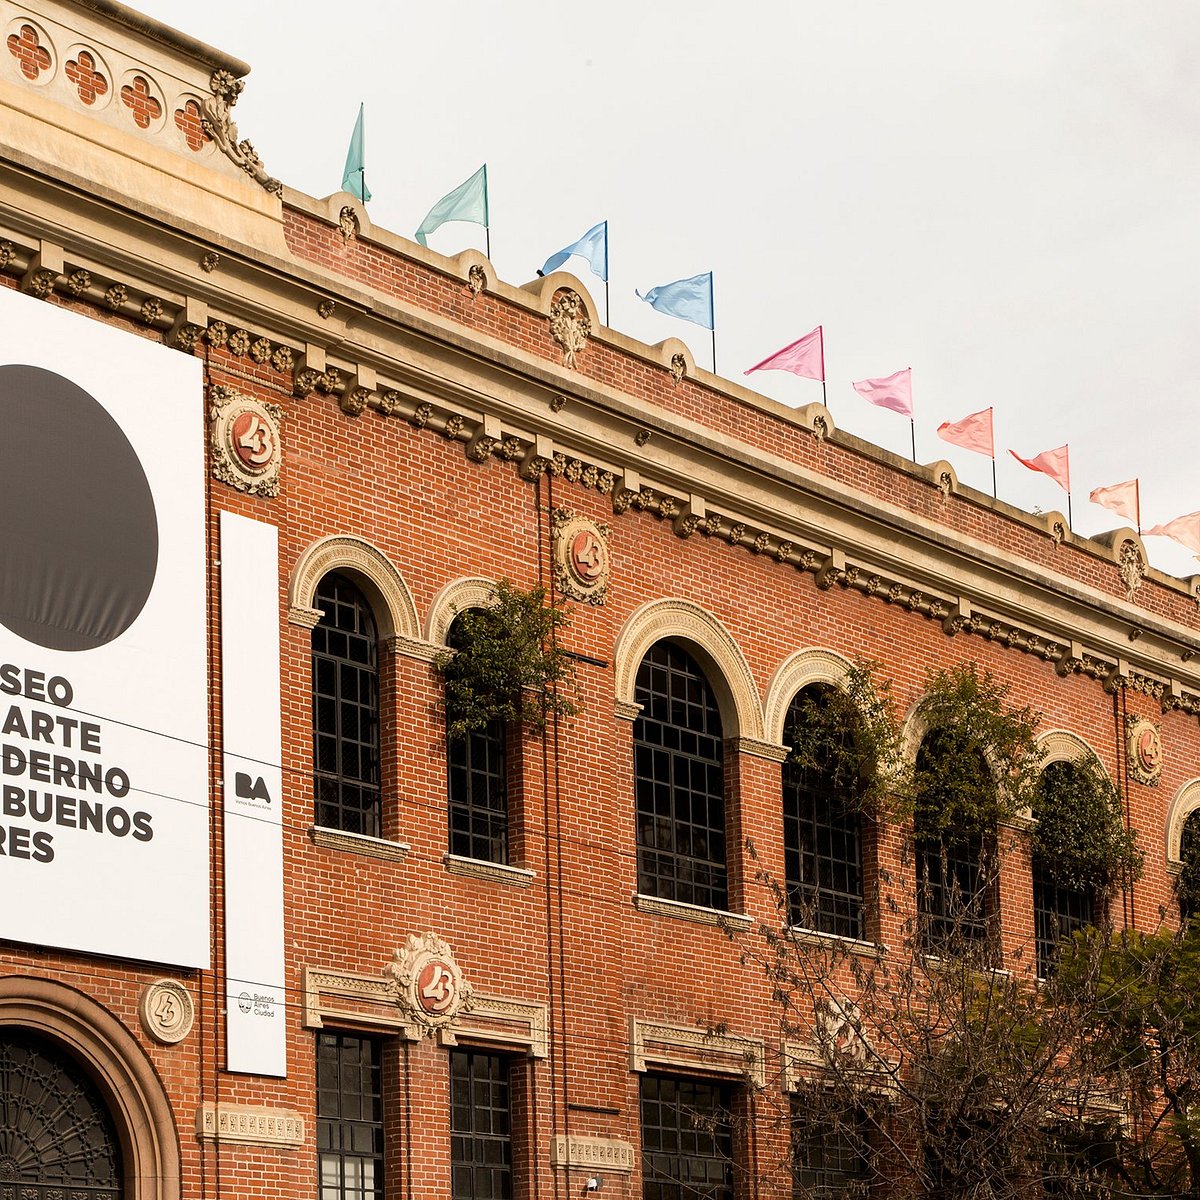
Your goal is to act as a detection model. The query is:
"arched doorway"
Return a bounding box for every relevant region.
[0,1028,123,1199]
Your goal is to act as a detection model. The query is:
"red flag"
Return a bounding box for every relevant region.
[1144,512,1200,556]
[1008,444,1070,493]
[1089,479,1139,526]
[852,367,912,417]
[937,407,994,457]
[744,326,824,382]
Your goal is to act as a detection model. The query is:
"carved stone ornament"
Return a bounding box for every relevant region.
[1118,539,1145,601]
[338,206,358,241]
[384,932,474,1033]
[549,289,591,369]
[200,70,282,196]
[551,509,611,605]
[670,353,686,385]
[139,979,195,1044]
[1126,715,1163,786]
[209,384,283,497]
[200,251,220,273]
[467,264,486,298]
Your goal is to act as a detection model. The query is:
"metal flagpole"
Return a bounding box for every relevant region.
[485,226,491,260]
[710,273,716,374]
[910,419,916,462]
[604,221,610,326]
[1067,491,1073,528]
[820,326,828,409]
[991,456,998,499]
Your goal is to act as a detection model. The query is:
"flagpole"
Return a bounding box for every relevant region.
[485,225,491,260]
[603,220,610,326]
[820,327,828,410]
[909,419,916,463]
[1136,479,1142,536]
[991,456,997,499]
[710,272,717,374]
[1067,491,1073,528]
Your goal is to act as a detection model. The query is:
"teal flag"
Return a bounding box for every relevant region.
[415,164,488,247]
[341,103,371,202]
[636,271,714,330]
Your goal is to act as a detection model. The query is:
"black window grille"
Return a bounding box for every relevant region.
[783,686,865,939]
[1034,872,1093,978]
[634,641,727,910]
[791,1100,871,1200]
[640,1074,734,1200]
[312,573,381,837]
[0,1029,123,1200]
[1182,810,1200,921]
[450,1050,512,1200]
[447,618,508,863]
[317,1032,383,1200]
[915,731,995,957]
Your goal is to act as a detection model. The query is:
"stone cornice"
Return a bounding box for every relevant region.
[3,158,1200,718]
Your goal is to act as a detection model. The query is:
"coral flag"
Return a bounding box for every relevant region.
[937,407,994,458]
[744,327,824,382]
[851,367,912,417]
[1089,479,1140,526]
[1008,444,1070,493]
[1144,512,1200,556]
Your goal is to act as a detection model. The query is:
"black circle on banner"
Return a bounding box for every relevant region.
[0,364,159,651]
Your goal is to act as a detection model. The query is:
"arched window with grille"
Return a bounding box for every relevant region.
[1032,760,1097,977]
[0,1029,124,1200]
[633,641,727,910]
[914,728,995,956]
[1180,809,1200,923]
[783,684,865,940]
[446,614,509,864]
[312,572,382,837]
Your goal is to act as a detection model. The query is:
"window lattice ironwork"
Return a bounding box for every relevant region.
[783,686,865,939]
[447,619,509,864]
[450,1050,512,1200]
[640,1074,733,1200]
[634,641,727,910]
[791,1100,871,1200]
[1034,871,1093,978]
[317,1032,383,1200]
[312,573,382,837]
[0,1029,123,1200]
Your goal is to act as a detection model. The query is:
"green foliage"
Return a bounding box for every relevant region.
[784,661,909,820]
[1176,811,1200,921]
[913,662,1042,838]
[436,580,579,740]
[1031,759,1142,897]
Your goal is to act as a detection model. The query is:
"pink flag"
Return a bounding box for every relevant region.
[1008,444,1070,493]
[937,407,994,458]
[1089,479,1139,526]
[744,326,824,381]
[852,367,912,417]
[1144,512,1200,556]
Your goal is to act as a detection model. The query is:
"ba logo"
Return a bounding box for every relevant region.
[237,992,252,1014]
[234,772,271,803]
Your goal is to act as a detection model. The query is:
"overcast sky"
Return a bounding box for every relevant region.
[145,1,1200,580]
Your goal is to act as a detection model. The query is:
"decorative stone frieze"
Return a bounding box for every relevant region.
[196,1104,304,1147]
[551,1136,635,1173]
[630,1018,765,1088]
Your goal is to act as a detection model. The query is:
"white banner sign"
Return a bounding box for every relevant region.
[220,511,285,1076]
[0,287,209,967]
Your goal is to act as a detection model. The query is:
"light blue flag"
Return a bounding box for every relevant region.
[415,164,488,247]
[636,271,714,330]
[540,220,608,281]
[341,103,371,202]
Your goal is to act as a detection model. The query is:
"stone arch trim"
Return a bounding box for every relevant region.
[1036,729,1104,770]
[425,576,498,647]
[1166,778,1200,867]
[763,648,856,746]
[613,598,764,740]
[288,535,419,644]
[0,975,181,1200]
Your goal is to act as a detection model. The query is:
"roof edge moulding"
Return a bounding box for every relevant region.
[0,0,286,254]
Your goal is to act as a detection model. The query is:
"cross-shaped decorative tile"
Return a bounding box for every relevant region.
[120,75,162,128]
[174,99,210,152]
[66,50,108,105]
[7,24,51,80]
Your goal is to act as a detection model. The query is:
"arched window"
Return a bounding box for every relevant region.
[634,641,727,910]
[783,685,865,939]
[1032,761,1096,978]
[312,573,381,837]
[1180,809,1200,923]
[914,728,994,955]
[0,1029,123,1199]
[446,615,509,864]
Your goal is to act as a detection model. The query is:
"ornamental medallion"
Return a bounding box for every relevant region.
[139,979,195,1044]
[384,932,474,1031]
[1126,715,1163,786]
[552,509,611,605]
[209,384,282,496]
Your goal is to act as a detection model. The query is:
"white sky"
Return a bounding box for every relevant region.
[145,1,1200,579]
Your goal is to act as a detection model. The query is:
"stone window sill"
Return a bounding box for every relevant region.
[309,826,410,862]
[443,854,535,888]
[785,925,885,958]
[633,893,753,929]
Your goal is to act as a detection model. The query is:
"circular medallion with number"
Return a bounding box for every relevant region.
[209,386,283,497]
[553,512,611,604]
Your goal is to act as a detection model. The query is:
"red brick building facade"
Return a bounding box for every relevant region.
[2,4,1200,1200]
